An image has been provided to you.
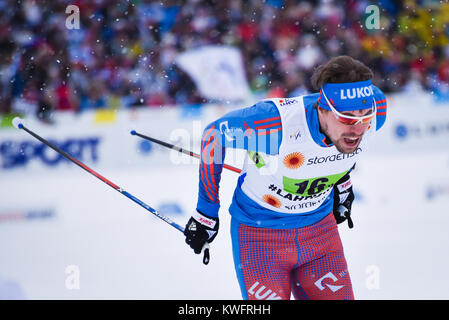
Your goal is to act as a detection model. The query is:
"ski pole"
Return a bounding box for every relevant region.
[12,117,210,265]
[130,130,242,174]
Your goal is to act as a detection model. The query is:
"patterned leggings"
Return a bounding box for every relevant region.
[230,213,354,300]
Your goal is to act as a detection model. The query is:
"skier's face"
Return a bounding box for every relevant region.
[318,107,372,154]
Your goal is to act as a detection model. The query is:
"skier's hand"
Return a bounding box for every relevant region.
[184,210,219,254]
[333,172,354,228]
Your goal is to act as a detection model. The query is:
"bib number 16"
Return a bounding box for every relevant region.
[283,171,348,196]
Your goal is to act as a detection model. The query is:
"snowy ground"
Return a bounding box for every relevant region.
[1,150,449,300]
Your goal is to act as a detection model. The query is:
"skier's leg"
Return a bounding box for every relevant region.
[230,218,296,300]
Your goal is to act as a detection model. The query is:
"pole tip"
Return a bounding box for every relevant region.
[12,117,24,129]
[130,130,136,135]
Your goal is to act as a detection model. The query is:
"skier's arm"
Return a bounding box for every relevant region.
[196,100,283,218]
[185,101,283,255]
[373,85,387,131]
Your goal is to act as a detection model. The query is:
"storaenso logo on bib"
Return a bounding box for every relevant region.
[307,148,361,165]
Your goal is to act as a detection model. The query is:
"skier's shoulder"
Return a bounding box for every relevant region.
[259,92,320,108]
[372,85,387,131]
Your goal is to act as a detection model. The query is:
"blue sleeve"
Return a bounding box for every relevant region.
[373,85,387,131]
[213,100,283,154]
[196,101,283,218]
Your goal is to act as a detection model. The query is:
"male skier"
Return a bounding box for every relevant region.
[184,55,387,300]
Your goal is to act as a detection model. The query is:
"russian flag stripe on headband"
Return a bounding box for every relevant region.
[319,80,374,112]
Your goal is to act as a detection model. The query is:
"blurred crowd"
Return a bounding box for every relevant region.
[1,0,449,122]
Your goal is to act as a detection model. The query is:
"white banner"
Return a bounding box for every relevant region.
[367,93,449,154]
[2,92,449,175]
[175,45,251,101]
[0,105,245,175]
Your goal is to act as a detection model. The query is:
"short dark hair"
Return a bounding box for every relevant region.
[311,56,374,91]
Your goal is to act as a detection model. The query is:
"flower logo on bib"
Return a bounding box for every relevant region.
[262,194,282,208]
[283,152,305,169]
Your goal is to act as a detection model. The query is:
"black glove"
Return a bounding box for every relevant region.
[184,210,219,263]
[333,172,355,228]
